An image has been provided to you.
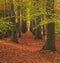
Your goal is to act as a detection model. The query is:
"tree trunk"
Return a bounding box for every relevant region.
[30,20,33,32]
[30,20,36,35]
[42,0,56,51]
[42,23,56,51]
[21,19,27,33]
[17,0,21,37]
[42,25,45,36]
[10,0,18,43]
[35,16,42,39]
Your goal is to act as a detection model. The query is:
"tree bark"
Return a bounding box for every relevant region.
[10,0,18,43]
[17,0,21,37]
[30,20,36,35]
[35,16,42,39]
[42,0,56,51]
[21,19,27,33]
[42,25,45,36]
[42,23,56,51]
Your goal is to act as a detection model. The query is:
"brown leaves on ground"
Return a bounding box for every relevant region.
[0,31,60,63]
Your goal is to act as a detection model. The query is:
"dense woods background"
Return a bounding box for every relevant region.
[0,0,60,63]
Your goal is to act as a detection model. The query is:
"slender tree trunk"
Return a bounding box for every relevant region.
[17,0,21,37]
[30,20,36,35]
[32,20,36,35]
[21,19,27,33]
[42,25,45,36]
[30,20,33,32]
[4,1,11,37]
[10,0,18,43]
[41,14,45,36]
[35,16,42,39]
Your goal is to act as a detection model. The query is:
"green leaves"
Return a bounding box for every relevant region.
[0,19,13,32]
[30,0,45,19]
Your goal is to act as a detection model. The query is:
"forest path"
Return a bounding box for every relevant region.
[0,31,60,63]
[0,31,45,52]
[0,31,60,52]
[18,31,45,52]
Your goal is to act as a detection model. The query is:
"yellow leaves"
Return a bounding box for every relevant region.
[26,0,32,30]
[0,0,3,4]
[0,0,4,10]
[54,0,60,13]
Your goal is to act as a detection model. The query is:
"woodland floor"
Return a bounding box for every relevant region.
[0,31,60,63]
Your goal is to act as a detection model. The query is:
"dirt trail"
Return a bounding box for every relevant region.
[0,31,60,63]
[0,31,45,52]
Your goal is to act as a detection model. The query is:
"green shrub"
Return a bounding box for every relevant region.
[0,19,13,38]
